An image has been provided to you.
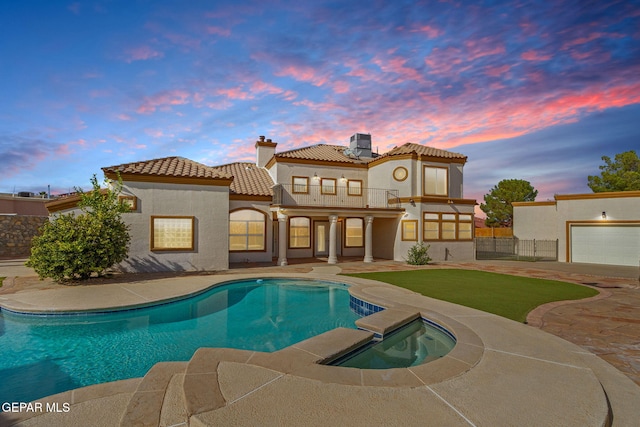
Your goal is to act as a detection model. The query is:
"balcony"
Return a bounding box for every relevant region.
[272,184,400,209]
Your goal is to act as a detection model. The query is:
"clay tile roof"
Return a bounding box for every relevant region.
[377,143,467,161]
[209,162,274,197]
[102,156,232,180]
[274,144,360,164]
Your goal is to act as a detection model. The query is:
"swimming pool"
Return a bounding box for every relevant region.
[0,278,360,404]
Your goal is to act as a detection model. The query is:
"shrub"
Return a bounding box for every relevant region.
[26,175,131,282]
[406,242,431,265]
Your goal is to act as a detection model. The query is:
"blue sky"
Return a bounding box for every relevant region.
[1,0,639,209]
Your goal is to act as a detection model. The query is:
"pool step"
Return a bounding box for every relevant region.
[119,361,187,427]
[181,348,255,418]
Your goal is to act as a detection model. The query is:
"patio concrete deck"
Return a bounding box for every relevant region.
[1,259,639,426]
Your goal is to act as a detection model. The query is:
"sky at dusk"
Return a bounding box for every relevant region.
[1,0,639,212]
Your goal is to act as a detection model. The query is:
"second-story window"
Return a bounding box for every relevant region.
[292,176,309,194]
[347,180,362,196]
[423,166,448,196]
[321,178,336,195]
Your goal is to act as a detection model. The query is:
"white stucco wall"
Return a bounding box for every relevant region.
[368,158,416,198]
[118,181,229,272]
[513,203,558,240]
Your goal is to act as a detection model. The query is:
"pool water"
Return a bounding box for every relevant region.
[0,279,360,404]
[334,319,456,369]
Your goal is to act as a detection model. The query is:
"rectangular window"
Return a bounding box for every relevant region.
[345,218,364,247]
[423,166,448,196]
[151,216,194,251]
[347,180,363,196]
[289,217,311,248]
[423,213,440,240]
[321,178,337,195]
[442,222,456,240]
[402,220,418,241]
[292,176,309,194]
[458,214,473,240]
[423,212,473,241]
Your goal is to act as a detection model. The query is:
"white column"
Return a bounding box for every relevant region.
[277,212,288,266]
[328,215,338,264]
[364,215,374,263]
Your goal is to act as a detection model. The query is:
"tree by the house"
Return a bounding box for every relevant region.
[587,150,640,192]
[480,179,538,228]
[27,175,131,282]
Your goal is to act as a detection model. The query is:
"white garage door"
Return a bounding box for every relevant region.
[571,225,640,267]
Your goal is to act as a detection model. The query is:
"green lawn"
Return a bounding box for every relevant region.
[344,269,598,323]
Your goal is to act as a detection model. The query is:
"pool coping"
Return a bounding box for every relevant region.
[2,272,639,426]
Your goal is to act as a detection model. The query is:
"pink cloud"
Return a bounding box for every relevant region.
[372,55,425,83]
[55,143,72,156]
[117,113,133,121]
[206,26,231,37]
[251,81,284,95]
[484,64,511,77]
[216,86,252,100]
[123,45,164,63]
[521,50,552,61]
[410,25,442,39]
[144,128,171,138]
[332,80,350,94]
[136,89,190,114]
[264,72,640,160]
[250,81,299,100]
[464,37,506,61]
[424,47,467,75]
[562,32,605,49]
[276,64,328,87]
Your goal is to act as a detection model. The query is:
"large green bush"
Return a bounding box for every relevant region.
[27,175,131,282]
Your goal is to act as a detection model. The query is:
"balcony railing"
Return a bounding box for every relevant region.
[272,184,400,209]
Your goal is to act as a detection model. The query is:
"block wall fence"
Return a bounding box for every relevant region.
[0,215,47,258]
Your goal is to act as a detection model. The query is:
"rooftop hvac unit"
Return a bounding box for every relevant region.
[349,133,372,158]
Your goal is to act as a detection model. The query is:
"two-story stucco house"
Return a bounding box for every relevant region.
[46,134,477,272]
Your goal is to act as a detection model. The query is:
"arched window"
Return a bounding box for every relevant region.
[229,209,266,251]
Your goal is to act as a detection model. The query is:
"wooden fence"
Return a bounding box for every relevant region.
[474,228,513,238]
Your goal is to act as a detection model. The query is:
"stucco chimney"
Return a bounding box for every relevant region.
[255,136,277,168]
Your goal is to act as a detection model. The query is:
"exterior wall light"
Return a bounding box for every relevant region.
[313,172,320,181]
[409,198,415,206]
[602,211,607,220]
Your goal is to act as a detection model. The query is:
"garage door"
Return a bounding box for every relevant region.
[570,225,640,267]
